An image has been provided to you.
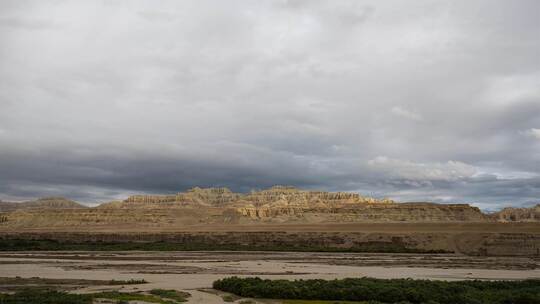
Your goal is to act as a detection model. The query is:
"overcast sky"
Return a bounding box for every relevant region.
[1,1,539,210]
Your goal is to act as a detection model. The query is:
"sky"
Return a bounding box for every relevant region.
[0,1,539,210]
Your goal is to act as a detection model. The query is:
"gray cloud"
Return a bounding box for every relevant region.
[0,17,60,30]
[0,0,539,209]
[367,157,477,182]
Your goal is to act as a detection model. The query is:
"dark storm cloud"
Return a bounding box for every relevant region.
[0,0,539,209]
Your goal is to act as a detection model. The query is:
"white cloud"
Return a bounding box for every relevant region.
[521,128,540,139]
[368,156,477,182]
[483,73,540,107]
[391,106,422,121]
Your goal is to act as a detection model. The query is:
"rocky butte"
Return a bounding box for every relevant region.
[99,185,490,222]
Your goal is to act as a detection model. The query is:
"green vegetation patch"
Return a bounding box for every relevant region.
[109,278,148,285]
[149,289,190,302]
[0,288,189,304]
[0,277,146,286]
[282,301,378,304]
[92,291,171,303]
[0,289,92,304]
[222,294,236,302]
[0,277,147,293]
[213,277,540,304]
[0,239,448,253]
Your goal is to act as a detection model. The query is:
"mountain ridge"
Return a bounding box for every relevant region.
[1,186,537,227]
[0,197,86,212]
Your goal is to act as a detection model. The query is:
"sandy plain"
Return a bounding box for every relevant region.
[1,251,539,303]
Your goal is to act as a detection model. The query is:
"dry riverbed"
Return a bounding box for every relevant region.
[1,251,539,303]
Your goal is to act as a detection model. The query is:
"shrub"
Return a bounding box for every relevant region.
[149,289,190,302]
[222,295,235,302]
[213,277,540,304]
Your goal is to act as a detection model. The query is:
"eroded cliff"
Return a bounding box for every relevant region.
[492,205,540,222]
[0,186,536,229]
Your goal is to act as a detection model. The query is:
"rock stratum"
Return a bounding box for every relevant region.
[0,186,538,229]
[493,205,540,222]
[0,186,538,257]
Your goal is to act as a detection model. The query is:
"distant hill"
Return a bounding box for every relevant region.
[0,197,86,212]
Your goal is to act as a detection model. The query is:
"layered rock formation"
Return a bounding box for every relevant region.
[1,187,538,257]
[0,186,537,228]
[124,187,240,207]
[113,186,393,216]
[233,186,394,219]
[492,204,540,222]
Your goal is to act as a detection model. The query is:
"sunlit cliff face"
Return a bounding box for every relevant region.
[0,1,539,209]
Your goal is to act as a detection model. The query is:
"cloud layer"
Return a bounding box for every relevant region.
[0,1,539,210]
